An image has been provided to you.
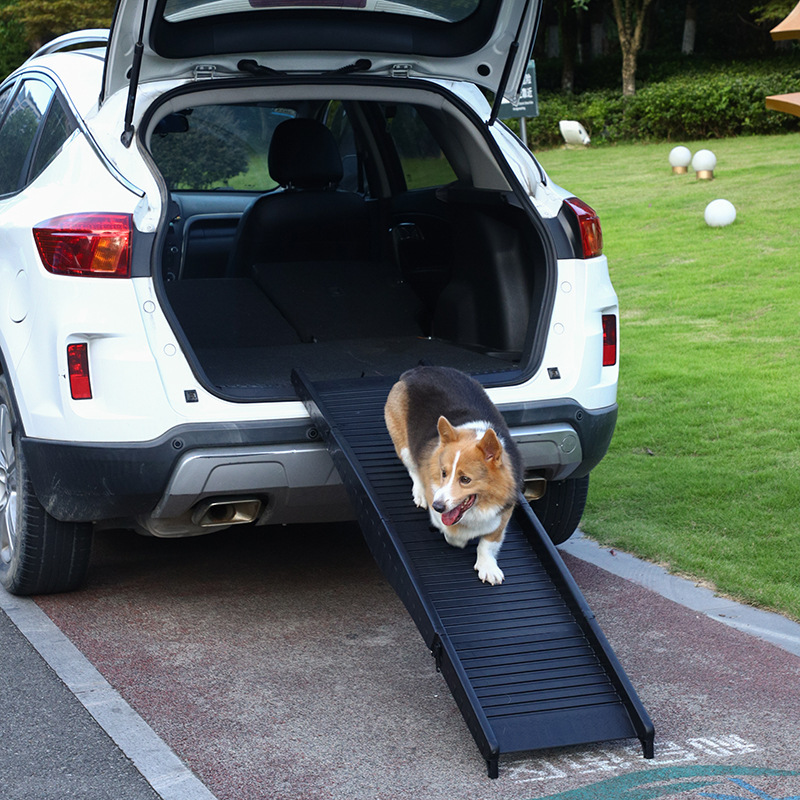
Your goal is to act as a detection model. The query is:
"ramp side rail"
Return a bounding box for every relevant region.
[292,371,654,777]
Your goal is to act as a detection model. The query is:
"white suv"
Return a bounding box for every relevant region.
[0,0,619,595]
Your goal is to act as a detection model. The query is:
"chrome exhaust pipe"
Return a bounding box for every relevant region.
[523,476,547,501]
[191,498,262,528]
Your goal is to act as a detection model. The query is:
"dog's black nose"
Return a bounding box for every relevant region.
[432,500,446,513]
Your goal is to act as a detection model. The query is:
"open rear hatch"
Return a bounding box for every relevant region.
[108,0,551,400]
[104,0,542,104]
[144,82,554,399]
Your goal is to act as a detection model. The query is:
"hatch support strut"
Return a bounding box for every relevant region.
[489,0,537,126]
[121,0,149,147]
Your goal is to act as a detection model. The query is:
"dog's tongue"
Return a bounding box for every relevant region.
[441,495,476,526]
[441,506,462,526]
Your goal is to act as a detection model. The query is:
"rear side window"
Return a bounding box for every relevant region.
[0,79,54,195]
[0,78,75,196]
[0,86,12,121]
[384,104,457,190]
[30,96,76,184]
[150,105,296,191]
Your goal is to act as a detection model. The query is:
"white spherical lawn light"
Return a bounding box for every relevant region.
[668,146,692,174]
[692,148,717,180]
[704,199,736,227]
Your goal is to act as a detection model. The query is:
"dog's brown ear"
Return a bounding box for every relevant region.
[437,416,457,444]
[477,428,503,465]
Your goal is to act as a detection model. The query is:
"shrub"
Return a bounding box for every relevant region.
[522,62,800,148]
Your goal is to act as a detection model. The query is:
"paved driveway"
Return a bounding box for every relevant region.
[20,523,800,799]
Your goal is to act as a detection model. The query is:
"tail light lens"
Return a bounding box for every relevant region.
[602,314,617,367]
[67,343,92,399]
[565,197,603,258]
[34,213,132,277]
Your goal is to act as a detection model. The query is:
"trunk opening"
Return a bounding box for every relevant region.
[146,86,552,399]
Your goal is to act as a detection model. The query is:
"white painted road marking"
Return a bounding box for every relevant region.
[0,587,219,800]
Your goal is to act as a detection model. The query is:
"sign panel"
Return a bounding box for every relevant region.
[500,61,538,119]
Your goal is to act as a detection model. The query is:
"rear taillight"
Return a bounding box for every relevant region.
[602,314,617,367]
[565,197,603,258]
[67,343,92,399]
[34,213,132,277]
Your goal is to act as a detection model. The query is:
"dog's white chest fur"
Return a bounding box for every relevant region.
[411,424,510,586]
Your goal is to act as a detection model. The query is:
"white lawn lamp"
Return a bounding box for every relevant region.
[691,148,717,180]
[704,199,737,227]
[668,145,692,174]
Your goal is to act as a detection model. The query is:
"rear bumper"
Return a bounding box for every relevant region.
[22,399,616,534]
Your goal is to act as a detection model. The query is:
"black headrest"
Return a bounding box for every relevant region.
[268,118,344,190]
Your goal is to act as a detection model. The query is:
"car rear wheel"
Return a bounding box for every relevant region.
[0,375,92,595]
[531,475,590,546]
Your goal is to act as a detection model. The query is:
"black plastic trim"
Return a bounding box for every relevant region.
[19,398,615,523]
[131,229,156,277]
[504,399,617,478]
[545,203,583,260]
[20,417,313,521]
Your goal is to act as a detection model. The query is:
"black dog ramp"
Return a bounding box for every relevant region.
[292,372,654,777]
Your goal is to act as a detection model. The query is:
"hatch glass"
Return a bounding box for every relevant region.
[162,0,479,23]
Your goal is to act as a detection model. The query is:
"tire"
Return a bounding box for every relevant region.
[530,474,590,546]
[0,375,92,595]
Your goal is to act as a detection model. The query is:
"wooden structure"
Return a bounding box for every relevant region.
[766,1,800,117]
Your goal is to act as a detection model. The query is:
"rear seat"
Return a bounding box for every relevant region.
[251,260,423,343]
[165,278,300,349]
[226,117,423,342]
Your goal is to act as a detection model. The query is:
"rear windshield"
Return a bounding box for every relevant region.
[149,100,458,192]
[162,0,479,23]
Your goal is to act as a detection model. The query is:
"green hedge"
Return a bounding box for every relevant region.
[516,63,800,149]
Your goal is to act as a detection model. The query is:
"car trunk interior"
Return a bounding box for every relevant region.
[148,84,551,400]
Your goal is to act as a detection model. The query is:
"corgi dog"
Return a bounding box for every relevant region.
[384,366,522,585]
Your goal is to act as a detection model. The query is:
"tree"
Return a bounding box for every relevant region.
[150,112,250,190]
[610,0,655,95]
[557,0,581,93]
[682,0,697,55]
[571,0,654,95]
[0,0,27,80]
[0,0,114,51]
[750,0,798,24]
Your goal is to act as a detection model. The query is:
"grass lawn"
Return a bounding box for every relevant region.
[537,134,800,622]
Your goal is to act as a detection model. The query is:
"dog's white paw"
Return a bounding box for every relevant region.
[474,556,504,585]
[405,464,427,509]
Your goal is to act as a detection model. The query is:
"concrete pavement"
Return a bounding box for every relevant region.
[2,522,799,799]
[0,597,162,800]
